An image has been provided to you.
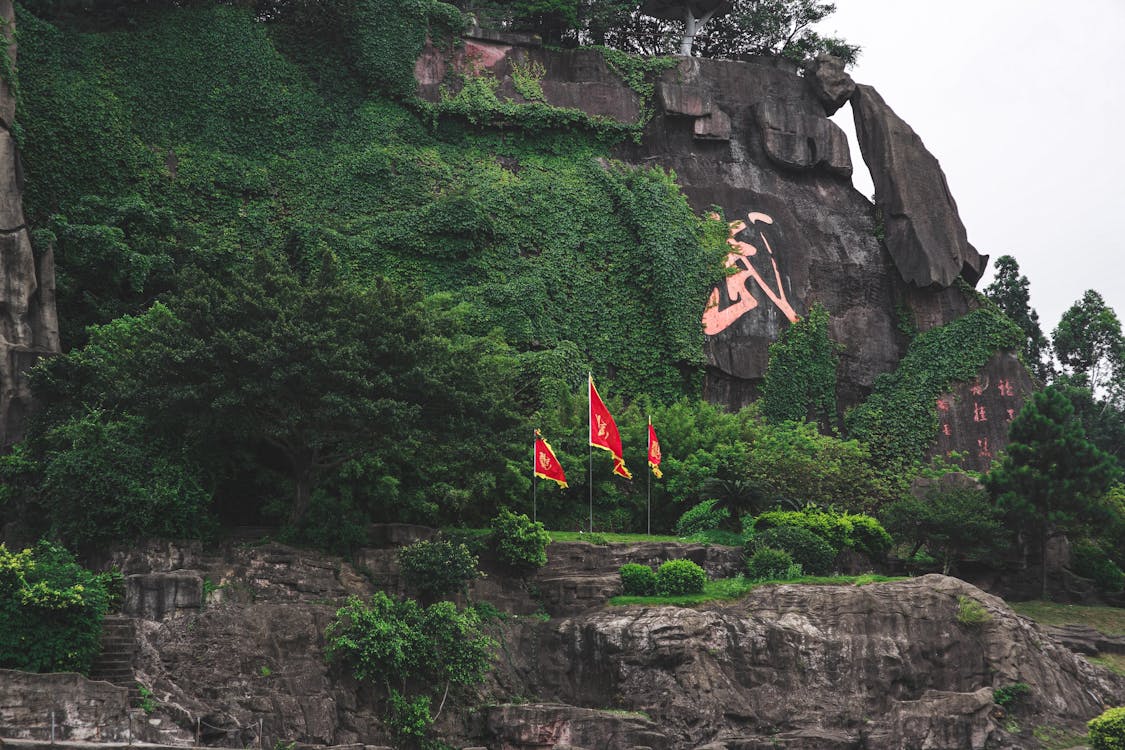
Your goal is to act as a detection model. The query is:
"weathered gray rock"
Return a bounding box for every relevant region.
[804,54,855,116]
[124,572,204,620]
[851,84,988,288]
[485,704,672,750]
[0,4,58,449]
[0,670,131,742]
[494,575,1123,749]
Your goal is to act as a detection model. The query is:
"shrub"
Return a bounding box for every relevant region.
[746,547,795,580]
[1072,542,1125,594]
[956,595,992,627]
[675,499,730,537]
[1089,706,1125,750]
[992,682,1031,710]
[656,559,707,595]
[619,563,657,596]
[749,525,836,575]
[489,508,550,570]
[753,507,892,558]
[397,539,481,600]
[325,592,495,746]
[0,541,118,674]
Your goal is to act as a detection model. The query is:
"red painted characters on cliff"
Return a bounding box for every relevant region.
[703,211,798,335]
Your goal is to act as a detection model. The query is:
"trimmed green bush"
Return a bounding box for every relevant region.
[619,563,657,596]
[753,507,892,559]
[1072,542,1125,594]
[656,559,707,595]
[397,539,481,600]
[0,541,119,674]
[746,547,794,580]
[489,508,550,571]
[750,525,835,575]
[1089,706,1125,750]
[675,499,729,537]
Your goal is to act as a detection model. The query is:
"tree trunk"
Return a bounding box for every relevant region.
[288,457,314,528]
[1040,526,1049,600]
[679,8,697,55]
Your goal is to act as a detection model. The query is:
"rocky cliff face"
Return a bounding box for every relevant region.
[0,0,58,449]
[416,35,1033,468]
[42,541,1116,750]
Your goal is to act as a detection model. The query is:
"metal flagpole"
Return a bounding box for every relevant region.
[647,415,652,537]
[588,373,594,534]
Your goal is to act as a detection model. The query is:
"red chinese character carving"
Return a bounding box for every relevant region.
[970,382,984,396]
[978,438,992,458]
[973,403,987,422]
[1007,409,1015,421]
[997,379,1014,397]
[942,423,952,436]
[936,398,950,412]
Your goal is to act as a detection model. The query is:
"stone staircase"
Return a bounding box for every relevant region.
[88,616,138,700]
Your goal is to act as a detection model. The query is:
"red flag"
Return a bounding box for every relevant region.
[647,418,663,479]
[589,374,632,479]
[534,430,568,489]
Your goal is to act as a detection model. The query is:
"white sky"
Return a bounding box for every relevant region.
[817,1,1125,336]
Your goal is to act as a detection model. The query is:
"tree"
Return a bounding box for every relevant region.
[640,0,729,55]
[880,477,1004,575]
[1053,289,1124,400]
[693,0,859,63]
[984,255,1050,380]
[986,386,1119,598]
[31,250,522,530]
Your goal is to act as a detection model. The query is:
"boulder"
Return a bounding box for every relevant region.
[851,84,988,288]
[804,54,855,116]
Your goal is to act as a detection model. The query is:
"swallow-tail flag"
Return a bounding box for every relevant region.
[534,430,568,489]
[647,418,663,479]
[589,374,632,479]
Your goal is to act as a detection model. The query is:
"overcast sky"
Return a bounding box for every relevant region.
[816,1,1125,337]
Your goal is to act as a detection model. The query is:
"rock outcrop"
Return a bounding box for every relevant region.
[501,575,1123,749]
[0,0,59,449]
[851,84,988,288]
[414,36,1029,462]
[70,541,1124,750]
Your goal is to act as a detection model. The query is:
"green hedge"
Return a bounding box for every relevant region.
[753,507,892,559]
[656,559,706,595]
[1089,706,1125,750]
[619,563,657,596]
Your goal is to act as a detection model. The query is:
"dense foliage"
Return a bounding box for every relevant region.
[325,592,494,747]
[1089,706,1125,750]
[619,562,657,595]
[986,387,1119,597]
[753,507,892,559]
[489,508,550,570]
[846,306,1025,469]
[674,498,729,536]
[749,525,835,575]
[746,547,795,580]
[984,255,1050,380]
[655,558,706,595]
[0,541,118,674]
[760,304,838,427]
[397,539,483,600]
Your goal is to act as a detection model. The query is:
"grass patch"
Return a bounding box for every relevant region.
[1010,600,1125,635]
[1088,653,1125,676]
[1031,724,1088,750]
[608,574,903,606]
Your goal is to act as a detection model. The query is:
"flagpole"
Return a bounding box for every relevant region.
[532,429,537,524]
[588,373,594,534]
[647,415,652,537]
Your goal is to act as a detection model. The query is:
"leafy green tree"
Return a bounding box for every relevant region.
[693,0,859,64]
[880,478,1004,575]
[986,386,1119,598]
[31,250,522,531]
[325,592,494,747]
[984,255,1050,380]
[1053,289,1124,399]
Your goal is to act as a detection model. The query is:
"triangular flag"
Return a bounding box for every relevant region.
[534,430,568,489]
[648,418,663,479]
[589,374,632,480]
